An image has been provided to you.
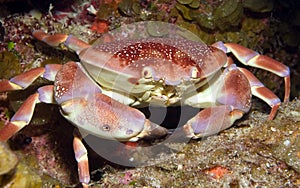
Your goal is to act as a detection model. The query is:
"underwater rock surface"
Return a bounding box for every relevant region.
[95,100,300,187]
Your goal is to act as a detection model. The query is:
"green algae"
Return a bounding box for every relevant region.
[0,142,42,188]
[242,0,274,13]
[213,0,243,30]
[96,1,119,21]
[2,162,42,188]
[118,0,141,17]
[0,51,21,79]
[0,142,18,176]
[187,0,200,9]
[7,42,15,51]
[175,3,193,21]
[177,0,193,5]
[177,0,243,30]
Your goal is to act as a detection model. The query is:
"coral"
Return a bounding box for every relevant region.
[91,19,109,33]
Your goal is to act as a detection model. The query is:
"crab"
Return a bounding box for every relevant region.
[0,22,290,187]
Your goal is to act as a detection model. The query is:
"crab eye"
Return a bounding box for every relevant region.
[102,124,110,131]
[142,67,153,79]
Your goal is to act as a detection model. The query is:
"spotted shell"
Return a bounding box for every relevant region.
[79,37,227,94]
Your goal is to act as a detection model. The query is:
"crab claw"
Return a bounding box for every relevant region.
[54,61,168,141]
[183,105,243,139]
[60,93,168,141]
[128,119,168,141]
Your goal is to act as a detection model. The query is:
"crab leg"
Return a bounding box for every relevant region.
[0,83,59,141]
[183,64,252,139]
[238,67,280,120]
[183,105,244,139]
[0,64,61,92]
[33,30,91,54]
[73,134,90,188]
[0,64,62,140]
[0,67,45,92]
[0,93,40,141]
[212,41,290,102]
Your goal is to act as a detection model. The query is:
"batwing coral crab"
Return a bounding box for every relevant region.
[0,22,290,187]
